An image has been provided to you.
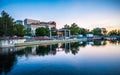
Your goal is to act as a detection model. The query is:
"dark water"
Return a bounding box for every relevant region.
[0,40,120,75]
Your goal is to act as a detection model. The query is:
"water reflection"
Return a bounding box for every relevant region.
[36,45,57,56]
[0,40,120,75]
[0,54,17,75]
[91,40,107,46]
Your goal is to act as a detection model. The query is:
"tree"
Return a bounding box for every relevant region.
[25,28,32,36]
[79,28,88,36]
[70,23,80,35]
[108,30,119,36]
[35,27,49,36]
[102,28,107,35]
[117,30,120,36]
[0,10,14,36]
[14,24,25,37]
[92,28,102,35]
[51,27,57,36]
[63,24,70,29]
[0,17,3,36]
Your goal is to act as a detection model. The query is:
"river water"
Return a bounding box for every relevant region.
[0,40,120,75]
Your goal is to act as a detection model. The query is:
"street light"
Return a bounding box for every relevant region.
[49,27,52,39]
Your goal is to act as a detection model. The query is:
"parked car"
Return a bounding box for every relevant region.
[24,36,31,39]
[35,36,51,40]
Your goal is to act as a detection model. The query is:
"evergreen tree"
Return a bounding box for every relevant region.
[0,10,14,36]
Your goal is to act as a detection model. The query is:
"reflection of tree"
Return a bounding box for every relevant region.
[36,46,50,56]
[61,43,70,54]
[0,47,33,75]
[78,42,87,47]
[25,47,32,57]
[92,40,106,46]
[36,44,57,56]
[118,41,120,45]
[70,42,79,55]
[14,47,32,58]
[109,40,118,45]
[0,54,17,75]
[93,40,102,46]
[51,44,58,51]
[90,40,120,46]
[60,42,80,55]
[102,41,107,45]
[50,44,58,55]
[15,48,25,56]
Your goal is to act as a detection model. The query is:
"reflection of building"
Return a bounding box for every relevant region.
[24,19,56,35]
[15,20,23,25]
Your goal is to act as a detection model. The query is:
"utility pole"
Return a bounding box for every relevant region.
[64,29,66,40]
[57,30,59,39]
[69,30,71,38]
[49,27,52,39]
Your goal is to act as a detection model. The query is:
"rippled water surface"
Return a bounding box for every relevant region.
[0,40,120,75]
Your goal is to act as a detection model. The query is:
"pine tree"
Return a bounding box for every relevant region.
[0,10,14,37]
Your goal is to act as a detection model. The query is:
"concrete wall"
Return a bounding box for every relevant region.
[0,39,26,47]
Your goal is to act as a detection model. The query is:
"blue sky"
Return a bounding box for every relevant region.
[0,0,120,29]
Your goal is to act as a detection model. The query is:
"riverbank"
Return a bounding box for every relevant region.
[0,38,87,47]
[15,38,87,47]
[0,39,26,47]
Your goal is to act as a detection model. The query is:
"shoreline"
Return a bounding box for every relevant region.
[1,37,120,47]
[15,38,87,47]
[0,38,87,47]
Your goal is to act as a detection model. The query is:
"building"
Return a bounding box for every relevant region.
[15,20,23,25]
[24,19,56,36]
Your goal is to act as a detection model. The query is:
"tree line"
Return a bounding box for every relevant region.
[62,23,120,36]
[0,10,120,37]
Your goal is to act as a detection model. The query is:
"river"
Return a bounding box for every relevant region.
[0,40,120,75]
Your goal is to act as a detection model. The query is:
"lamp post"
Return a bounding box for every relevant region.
[49,27,52,39]
[46,24,52,39]
[64,29,66,40]
[69,30,71,38]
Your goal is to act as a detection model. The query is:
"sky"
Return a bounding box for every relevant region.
[0,0,120,30]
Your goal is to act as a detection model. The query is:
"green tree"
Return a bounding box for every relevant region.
[108,30,118,36]
[63,24,70,29]
[35,27,49,36]
[92,28,102,35]
[25,28,32,36]
[70,23,80,35]
[0,10,14,36]
[0,17,3,36]
[79,28,88,36]
[51,27,57,36]
[14,24,25,37]
[102,29,107,35]
[118,30,120,36]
